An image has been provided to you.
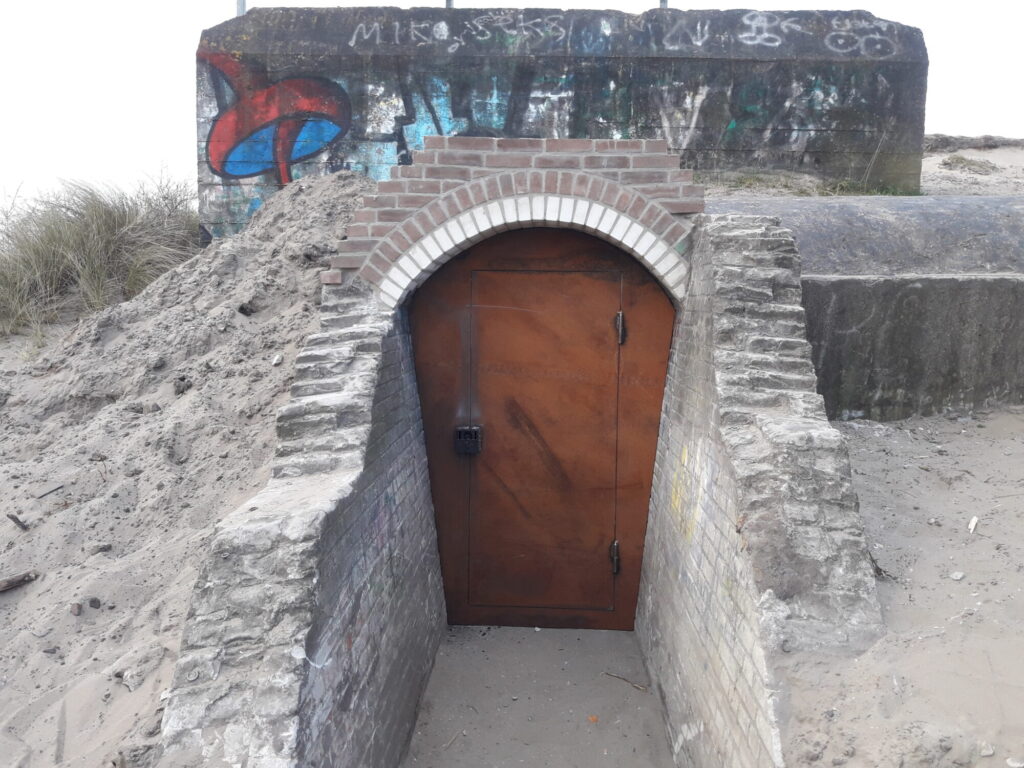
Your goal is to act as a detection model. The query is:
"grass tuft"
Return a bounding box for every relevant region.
[0,180,201,336]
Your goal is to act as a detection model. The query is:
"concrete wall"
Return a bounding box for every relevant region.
[706,196,1024,276]
[708,196,1024,420]
[297,303,445,767]
[804,275,1024,420]
[197,7,927,235]
[638,215,882,768]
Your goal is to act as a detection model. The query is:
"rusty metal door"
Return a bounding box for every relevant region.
[410,228,674,630]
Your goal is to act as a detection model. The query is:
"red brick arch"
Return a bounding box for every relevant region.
[321,137,704,307]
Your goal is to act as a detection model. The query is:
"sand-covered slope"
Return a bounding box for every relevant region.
[0,172,371,767]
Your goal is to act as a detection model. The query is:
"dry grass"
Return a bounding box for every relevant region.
[0,180,201,337]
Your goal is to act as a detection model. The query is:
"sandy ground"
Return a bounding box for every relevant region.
[702,137,1024,198]
[402,627,673,768]
[0,172,371,767]
[786,408,1024,767]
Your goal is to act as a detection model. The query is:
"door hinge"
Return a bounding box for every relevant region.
[609,539,621,575]
[615,311,626,345]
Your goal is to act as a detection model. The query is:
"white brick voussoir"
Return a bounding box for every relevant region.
[376,194,692,308]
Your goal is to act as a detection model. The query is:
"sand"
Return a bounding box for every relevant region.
[0,172,371,767]
[786,409,1024,767]
[402,627,673,768]
[701,136,1024,198]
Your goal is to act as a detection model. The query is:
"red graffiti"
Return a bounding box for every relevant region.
[199,50,351,185]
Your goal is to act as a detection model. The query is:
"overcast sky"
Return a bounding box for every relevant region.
[0,0,1021,206]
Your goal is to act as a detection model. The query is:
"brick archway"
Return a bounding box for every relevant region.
[320,137,704,307]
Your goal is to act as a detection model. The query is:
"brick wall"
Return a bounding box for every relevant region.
[297,304,445,767]
[638,217,782,767]
[638,214,883,768]
[159,278,444,768]
[321,136,704,308]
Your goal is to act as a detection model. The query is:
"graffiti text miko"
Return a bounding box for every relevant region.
[348,15,568,51]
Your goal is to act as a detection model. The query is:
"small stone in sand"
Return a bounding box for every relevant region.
[950,571,965,581]
[271,354,283,366]
[979,743,995,757]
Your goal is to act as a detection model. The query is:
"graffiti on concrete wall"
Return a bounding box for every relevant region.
[198,8,927,235]
[200,51,352,185]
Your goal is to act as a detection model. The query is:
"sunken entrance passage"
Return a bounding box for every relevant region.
[410,228,674,630]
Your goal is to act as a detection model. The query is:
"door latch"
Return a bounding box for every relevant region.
[609,539,620,575]
[454,425,483,455]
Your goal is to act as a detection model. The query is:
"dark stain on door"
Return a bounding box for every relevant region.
[410,228,675,630]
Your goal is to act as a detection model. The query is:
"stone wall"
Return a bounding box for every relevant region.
[804,275,1024,420]
[638,218,780,767]
[638,214,882,768]
[159,277,445,767]
[197,7,927,235]
[296,297,445,767]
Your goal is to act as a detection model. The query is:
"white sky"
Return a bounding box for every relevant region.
[0,0,1021,206]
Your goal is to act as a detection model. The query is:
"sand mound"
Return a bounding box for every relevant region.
[0,171,371,767]
[786,409,1024,767]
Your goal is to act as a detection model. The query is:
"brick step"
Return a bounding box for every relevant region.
[713,250,798,272]
[276,389,375,439]
[787,391,827,419]
[723,302,805,322]
[291,375,353,398]
[319,294,379,313]
[290,369,377,398]
[718,350,811,375]
[716,319,807,345]
[319,312,387,331]
[294,353,379,382]
[303,323,389,348]
[719,369,818,392]
[746,336,812,355]
[296,342,380,367]
[275,427,367,458]
[718,386,789,409]
[272,451,344,478]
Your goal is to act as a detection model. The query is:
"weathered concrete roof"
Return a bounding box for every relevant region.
[706,195,1024,275]
[201,7,926,63]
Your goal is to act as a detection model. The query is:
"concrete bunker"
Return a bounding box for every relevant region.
[156,7,929,765]
[159,138,883,768]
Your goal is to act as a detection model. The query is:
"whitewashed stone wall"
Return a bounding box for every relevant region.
[638,215,882,768]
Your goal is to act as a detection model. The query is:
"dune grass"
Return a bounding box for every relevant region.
[0,180,201,337]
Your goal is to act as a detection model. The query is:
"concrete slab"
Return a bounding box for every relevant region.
[401,626,674,768]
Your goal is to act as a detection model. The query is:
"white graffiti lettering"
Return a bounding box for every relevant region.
[779,18,810,35]
[345,13,568,53]
[737,11,782,47]
[664,18,711,49]
[344,12,895,60]
[824,16,896,59]
[348,22,382,47]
